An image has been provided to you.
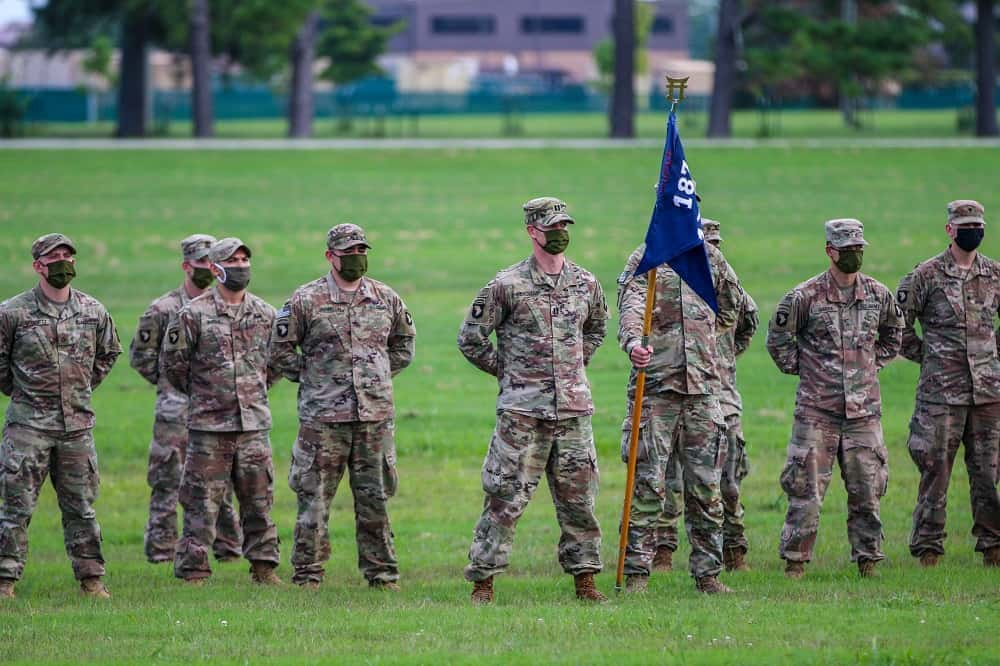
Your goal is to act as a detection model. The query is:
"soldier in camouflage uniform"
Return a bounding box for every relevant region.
[129,234,242,564]
[767,219,902,579]
[650,220,759,574]
[271,223,415,590]
[161,237,282,585]
[459,197,608,605]
[0,233,121,599]
[897,200,1000,568]
[618,230,743,595]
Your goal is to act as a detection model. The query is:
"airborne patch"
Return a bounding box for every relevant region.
[139,329,151,343]
[277,322,289,338]
[168,329,179,345]
[896,289,908,304]
[404,310,413,326]
[775,311,789,327]
[471,297,486,319]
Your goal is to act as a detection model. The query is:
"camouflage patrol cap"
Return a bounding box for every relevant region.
[181,234,217,261]
[825,218,868,248]
[701,218,722,243]
[327,223,371,251]
[947,199,986,226]
[523,197,575,227]
[31,233,77,260]
[208,237,251,263]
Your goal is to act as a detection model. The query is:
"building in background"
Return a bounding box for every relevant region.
[366,0,710,94]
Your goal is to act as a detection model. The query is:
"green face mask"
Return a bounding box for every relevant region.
[191,267,214,289]
[835,249,863,274]
[337,254,368,282]
[540,228,570,255]
[44,259,76,289]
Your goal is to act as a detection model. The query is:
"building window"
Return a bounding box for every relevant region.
[430,15,496,34]
[521,15,585,34]
[652,16,674,34]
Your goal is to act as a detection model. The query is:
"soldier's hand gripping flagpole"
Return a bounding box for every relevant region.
[616,75,716,592]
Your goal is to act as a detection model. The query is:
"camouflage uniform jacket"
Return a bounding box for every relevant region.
[617,243,742,397]
[767,270,903,419]
[897,249,1000,406]
[161,287,277,432]
[0,285,121,432]
[458,256,608,420]
[129,285,192,423]
[270,273,416,423]
[718,290,759,416]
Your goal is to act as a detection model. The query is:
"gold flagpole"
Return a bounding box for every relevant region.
[615,75,689,592]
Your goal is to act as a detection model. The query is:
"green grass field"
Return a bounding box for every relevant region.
[23,108,985,140]
[0,146,998,664]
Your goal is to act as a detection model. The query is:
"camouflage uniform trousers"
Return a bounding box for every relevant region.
[174,429,279,580]
[779,406,888,563]
[622,392,725,579]
[465,411,602,582]
[906,400,1000,557]
[144,419,242,563]
[656,413,750,555]
[0,423,104,582]
[289,419,399,585]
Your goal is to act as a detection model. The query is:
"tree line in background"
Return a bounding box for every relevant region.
[14,0,1000,139]
[703,0,998,136]
[30,0,397,138]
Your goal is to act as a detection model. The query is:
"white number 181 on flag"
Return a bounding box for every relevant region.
[673,160,695,209]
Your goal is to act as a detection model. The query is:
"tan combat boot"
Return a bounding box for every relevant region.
[652,546,674,573]
[624,574,649,593]
[784,561,805,580]
[724,547,750,572]
[573,573,607,603]
[858,559,879,578]
[0,578,15,599]
[80,577,111,599]
[695,575,733,594]
[250,561,282,586]
[471,577,494,605]
[984,546,1000,567]
[919,552,940,568]
[369,580,401,592]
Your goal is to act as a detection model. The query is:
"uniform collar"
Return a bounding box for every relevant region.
[32,284,79,319]
[210,286,247,319]
[823,269,865,303]
[325,271,375,304]
[529,256,574,289]
[940,247,988,278]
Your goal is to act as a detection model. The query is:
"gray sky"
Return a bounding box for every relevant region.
[0,0,35,25]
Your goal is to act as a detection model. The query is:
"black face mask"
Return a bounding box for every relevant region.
[215,265,251,291]
[954,227,984,252]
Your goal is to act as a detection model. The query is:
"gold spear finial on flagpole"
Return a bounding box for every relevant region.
[665,75,689,113]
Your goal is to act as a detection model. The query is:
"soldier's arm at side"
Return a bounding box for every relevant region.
[896,271,924,363]
[160,309,195,395]
[91,308,122,389]
[582,279,608,365]
[457,281,503,376]
[0,310,14,396]
[388,294,416,377]
[128,307,165,385]
[875,286,904,369]
[733,291,759,357]
[270,295,304,383]
[766,289,804,375]
[713,256,742,331]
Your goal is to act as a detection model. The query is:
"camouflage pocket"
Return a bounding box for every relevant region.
[779,454,810,497]
[146,443,176,486]
[620,414,650,464]
[0,447,26,500]
[87,454,100,495]
[481,435,517,499]
[875,446,889,498]
[382,446,398,499]
[288,447,317,494]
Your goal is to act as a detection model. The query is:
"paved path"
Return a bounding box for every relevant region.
[2,137,999,150]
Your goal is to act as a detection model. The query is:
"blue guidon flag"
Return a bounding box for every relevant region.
[632,110,718,313]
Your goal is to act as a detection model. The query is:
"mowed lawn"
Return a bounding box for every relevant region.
[0,147,997,664]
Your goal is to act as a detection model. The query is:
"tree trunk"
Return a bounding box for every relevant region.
[608,0,635,138]
[839,0,860,129]
[288,10,321,138]
[116,10,150,138]
[190,0,214,138]
[975,0,998,136]
[707,0,741,137]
